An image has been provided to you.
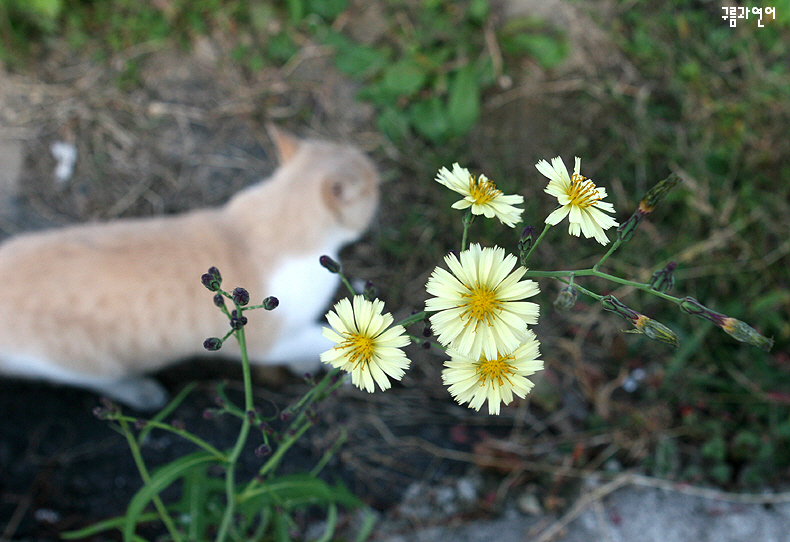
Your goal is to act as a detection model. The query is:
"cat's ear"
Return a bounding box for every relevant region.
[266,123,302,164]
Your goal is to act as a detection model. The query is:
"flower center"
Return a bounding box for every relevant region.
[337,333,374,368]
[476,354,516,387]
[468,174,502,205]
[568,174,601,208]
[461,283,502,328]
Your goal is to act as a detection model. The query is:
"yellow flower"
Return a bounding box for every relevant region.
[425,244,540,361]
[442,333,542,415]
[320,296,411,392]
[436,163,524,227]
[536,156,618,245]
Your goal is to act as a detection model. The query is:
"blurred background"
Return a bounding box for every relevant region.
[1,0,789,538]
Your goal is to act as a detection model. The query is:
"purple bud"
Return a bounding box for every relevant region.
[201,267,222,291]
[518,225,535,266]
[601,295,639,322]
[255,444,272,458]
[213,293,226,308]
[319,255,341,274]
[204,337,223,351]
[229,316,247,330]
[232,287,250,306]
[649,262,677,293]
[262,296,279,311]
[363,280,378,302]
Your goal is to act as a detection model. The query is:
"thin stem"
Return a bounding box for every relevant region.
[239,372,347,501]
[339,273,358,297]
[118,418,183,542]
[593,238,623,271]
[460,209,474,252]
[522,223,551,265]
[215,317,254,542]
[524,268,680,303]
[395,310,428,328]
[111,417,226,461]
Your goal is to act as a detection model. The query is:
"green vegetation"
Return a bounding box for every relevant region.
[2,0,789,505]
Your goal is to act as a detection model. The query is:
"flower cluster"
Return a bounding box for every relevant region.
[425,243,542,414]
[316,157,772,418]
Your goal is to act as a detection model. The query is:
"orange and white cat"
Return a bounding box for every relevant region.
[0,126,379,410]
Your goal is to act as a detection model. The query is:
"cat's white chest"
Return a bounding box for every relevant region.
[267,252,341,327]
[261,240,352,368]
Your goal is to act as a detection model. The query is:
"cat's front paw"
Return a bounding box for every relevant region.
[98,376,169,411]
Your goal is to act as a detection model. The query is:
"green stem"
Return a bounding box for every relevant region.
[524,268,680,303]
[593,238,623,271]
[112,417,226,461]
[118,418,183,542]
[522,223,551,265]
[339,273,357,297]
[239,372,347,501]
[460,210,474,252]
[215,318,254,542]
[395,310,428,328]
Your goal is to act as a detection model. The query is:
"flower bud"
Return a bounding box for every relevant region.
[617,173,680,242]
[720,318,774,352]
[518,225,535,267]
[601,295,639,322]
[93,406,111,420]
[642,172,681,211]
[203,337,223,351]
[213,293,226,308]
[679,296,773,351]
[230,315,248,330]
[553,286,577,313]
[603,295,678,347]
[262,296,279,310]
[201,273,221,292]
[254,444,272,458]
[632,315,680,348]
[678,296,726,326]
[616,211,645,243]
[232,287,250,306]
[649,262,676,293]
[319,255,341,274]
[363,280,378,302]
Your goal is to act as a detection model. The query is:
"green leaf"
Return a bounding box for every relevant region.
[467,0,490,23]
[239,473,362,510]
[447,64,480,135]
[381,58,429,97]
[123,451,216,541]
[409,96,450,141]
[376,106,412,142]
[306,0,348,20]
[61,513,158,540]
[334,44,392,79]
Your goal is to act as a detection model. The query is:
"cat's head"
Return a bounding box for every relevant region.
[268,125,380,234]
